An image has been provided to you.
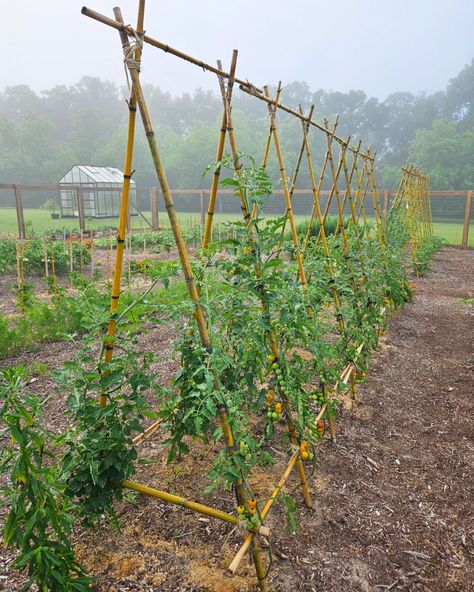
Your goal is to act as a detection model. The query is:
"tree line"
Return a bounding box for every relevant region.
[0,60,473,191]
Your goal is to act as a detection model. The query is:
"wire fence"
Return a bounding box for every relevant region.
[0,185,472,246]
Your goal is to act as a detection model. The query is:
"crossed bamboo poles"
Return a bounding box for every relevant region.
[393,166,432,274]
[83,3,391,589]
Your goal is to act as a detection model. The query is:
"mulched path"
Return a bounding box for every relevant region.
[1,246,473,591]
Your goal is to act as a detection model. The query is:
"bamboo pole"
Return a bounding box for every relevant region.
[201,57,235,250]
[99,4,144,407]
[42,235,49,278]
[228,450,300,573]
[79,230,84,271]
[217,65,312,510]
[82,6,371,162]
[76,188,86,233]
[15,240,22,292]
[279,104,314,240]
[90,234,95,278]
[303,116,339,250]
[13,184,26,239]
[150,186,159,230]
[122,480,270,536]
[115,21,268,574]
[239,83,372,160]
[132,419,163,445]
[51,244,57,297]
[69,241,73,272]
[262,84,309,294]
[383,189,389,218]
[81,7,262,93]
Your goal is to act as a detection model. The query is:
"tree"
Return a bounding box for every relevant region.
[408,119,474,189]
[444,59,474,130]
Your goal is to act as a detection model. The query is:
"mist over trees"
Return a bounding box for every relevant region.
[0,59,473,190]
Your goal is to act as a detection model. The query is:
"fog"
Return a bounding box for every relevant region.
[1,0,473,97]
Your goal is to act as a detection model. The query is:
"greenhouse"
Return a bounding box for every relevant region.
[58,165,136,218]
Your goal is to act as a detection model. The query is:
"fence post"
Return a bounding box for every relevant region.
[76,187,86,233]
[462,190,473,248]
[13,184,26,239]
[150,186,159,230]
[200,190,206,226]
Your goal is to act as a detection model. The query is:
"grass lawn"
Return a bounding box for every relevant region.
[432,221,473,247]
[0,208,153,235]
[1,208,472,247]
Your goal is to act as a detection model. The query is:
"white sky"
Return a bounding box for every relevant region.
[1,0,473,98]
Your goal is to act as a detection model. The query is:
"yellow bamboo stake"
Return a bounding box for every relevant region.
[50,244,57,297]
[69,240,73,273]
[278,104,314,240]
[118,30,270,589]
[219,75,312,510]
[201,59,234,249]
[99,4,144,407]
[263,84,309,295]
[228,449,300,573]
[42,235,49,279]
[303,117,339,250]
[122,480,270,536]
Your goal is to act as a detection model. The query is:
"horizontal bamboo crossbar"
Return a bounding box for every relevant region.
[238,84,372,160]
[81,7,262,93]
[122,479,270,537]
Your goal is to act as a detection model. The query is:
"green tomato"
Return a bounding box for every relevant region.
[272,362,279,370]
[267,411,273,419]
[271,411,279,420]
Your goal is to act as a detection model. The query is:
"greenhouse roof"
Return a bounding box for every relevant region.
[59,165,135,184]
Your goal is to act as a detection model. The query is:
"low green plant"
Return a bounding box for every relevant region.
[57,342,158,525]
[414,235,444,274]
[0,366,93,591]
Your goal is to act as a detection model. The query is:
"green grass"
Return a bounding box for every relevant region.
[0,208,153,236]
[432,221,473,247]
[1,208,472,247]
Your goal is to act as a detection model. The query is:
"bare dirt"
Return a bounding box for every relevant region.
[1,246,473,591]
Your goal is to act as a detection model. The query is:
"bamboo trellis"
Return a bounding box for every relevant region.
[392,165,433,275]
[81,3,434,590]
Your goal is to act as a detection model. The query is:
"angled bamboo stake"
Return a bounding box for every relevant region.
[217,64,312,510]
[99,3,144,407]
[228,449,300,573]
[336,139,362,233]
[201,58,235,249]
[114,25,269,591]
[304,116,339,250]
[262,84,309,294]
[299,106,353,411]
[278,104,314,240]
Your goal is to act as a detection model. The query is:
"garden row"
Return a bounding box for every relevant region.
[0,158,442,591]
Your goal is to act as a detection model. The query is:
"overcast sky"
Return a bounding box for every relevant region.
[1,0,473,99]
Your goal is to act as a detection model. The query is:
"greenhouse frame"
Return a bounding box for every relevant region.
[58,165,136,218]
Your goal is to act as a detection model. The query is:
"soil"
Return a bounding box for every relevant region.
[1,246,473,591]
